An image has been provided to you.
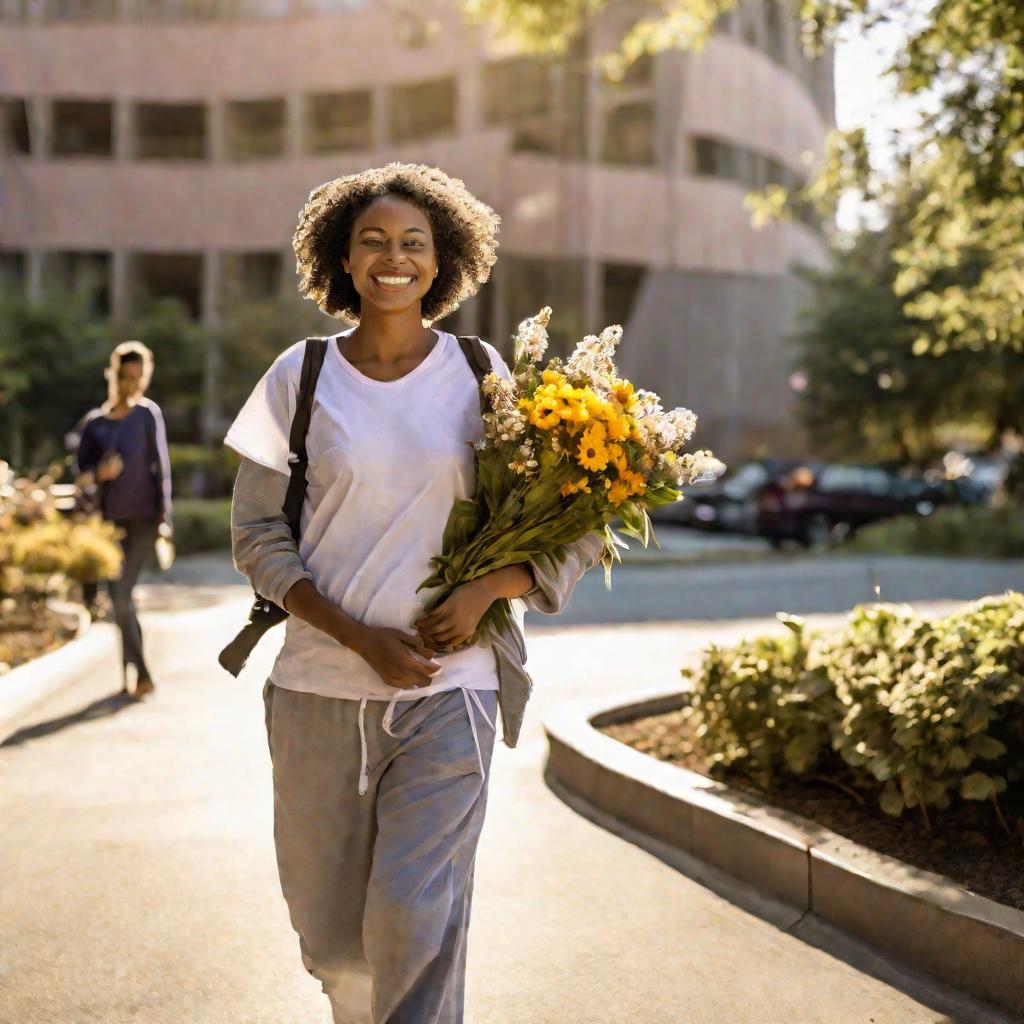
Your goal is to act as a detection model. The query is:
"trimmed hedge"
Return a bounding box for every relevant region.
[848,503,1024,558]
[168,445,241,499]
[171,498,232,556]
[680,594,1024,834]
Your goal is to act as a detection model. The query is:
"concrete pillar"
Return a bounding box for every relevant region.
[113,97,134,161]
[111,250,131,322]
[208,99,227,163]
[28,97,51,159]
[371,85,388,148]
[200,250,223,447]
[285,93,304,157]
[26,250,44,301]
[456,61,481,137]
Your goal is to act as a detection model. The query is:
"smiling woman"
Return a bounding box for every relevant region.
[223,161,603,1024]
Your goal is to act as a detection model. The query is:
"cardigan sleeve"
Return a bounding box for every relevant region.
[230,456,314,607]
[519,531,605,615]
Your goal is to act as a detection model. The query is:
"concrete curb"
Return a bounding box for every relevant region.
[544,686,1024,1018]
[0,605,118,744]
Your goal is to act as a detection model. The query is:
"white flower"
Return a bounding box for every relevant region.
[513,306,552,364]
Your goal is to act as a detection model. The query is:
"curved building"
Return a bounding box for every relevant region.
[0,0,833,458]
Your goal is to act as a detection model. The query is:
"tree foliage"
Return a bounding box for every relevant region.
[462,0,1024,352]
[792,210,1024,463]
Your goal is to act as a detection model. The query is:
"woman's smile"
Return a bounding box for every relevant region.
[372,273,417,290]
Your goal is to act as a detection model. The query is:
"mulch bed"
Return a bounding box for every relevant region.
[0,603,76,674]
[601,708,1024,912]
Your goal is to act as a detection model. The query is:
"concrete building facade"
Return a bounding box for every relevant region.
[0,0,833,458]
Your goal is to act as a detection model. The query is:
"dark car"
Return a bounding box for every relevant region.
[755,463,908,547]
[653,459,810,533]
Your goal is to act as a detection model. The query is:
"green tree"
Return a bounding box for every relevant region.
[0,288,111,469]
[793,214,1024,463]
[462,0,1024,352]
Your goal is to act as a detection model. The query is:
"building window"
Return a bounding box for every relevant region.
[483,57,553,124]
[0,249,26,293]
[4,99,31,155]
[602,101,656,167]
[693,136,804,193]
[45,0,118,17]
[505,256,586,359]
[388,76,456,143]
[133,253,203,319]
[305,90,372,154]
[222,251,282,301]
[225,98,285,160]
[130,0,218,18]
[51,100,113,158]
[136,102,207,160]
[44,251,112,313]
[482,56,559,155]
[602,263,645,330]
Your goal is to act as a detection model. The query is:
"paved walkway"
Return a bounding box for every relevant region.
[0,593,1015,1023]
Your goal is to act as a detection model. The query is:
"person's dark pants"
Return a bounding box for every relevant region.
[108,518,158,684]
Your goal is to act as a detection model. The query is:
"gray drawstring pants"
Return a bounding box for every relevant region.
[262,680,499,1024]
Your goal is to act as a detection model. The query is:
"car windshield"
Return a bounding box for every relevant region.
[723,463,768,499]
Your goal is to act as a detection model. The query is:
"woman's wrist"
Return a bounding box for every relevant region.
[470,563,535,603]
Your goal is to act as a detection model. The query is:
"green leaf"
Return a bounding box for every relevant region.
[960,772,996,801]
[879,782,905,817]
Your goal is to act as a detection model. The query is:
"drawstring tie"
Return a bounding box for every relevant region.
[357,688,496,797]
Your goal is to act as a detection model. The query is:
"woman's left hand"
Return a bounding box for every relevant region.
[414,578,494,650]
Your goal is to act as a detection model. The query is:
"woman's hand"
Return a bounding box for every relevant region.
[351,625,443,690]
[414,578,495,651]
[96,452,124,483]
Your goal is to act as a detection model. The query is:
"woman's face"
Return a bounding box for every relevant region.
[341,194,439,315]
[114,359,145,401]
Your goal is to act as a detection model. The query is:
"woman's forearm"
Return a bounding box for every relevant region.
[282,579,368,654]
[474,563,535,602]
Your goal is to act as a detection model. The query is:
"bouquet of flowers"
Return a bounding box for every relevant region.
[416,307,724,650]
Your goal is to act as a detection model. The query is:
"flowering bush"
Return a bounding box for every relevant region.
[0,461,122,605]
[417,307,723,646]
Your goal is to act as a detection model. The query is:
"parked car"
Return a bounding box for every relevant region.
[755,464,906,547]
[653,459,809,533]
[755,462,992,548]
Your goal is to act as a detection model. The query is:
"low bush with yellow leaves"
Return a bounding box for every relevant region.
[0,461,123,606]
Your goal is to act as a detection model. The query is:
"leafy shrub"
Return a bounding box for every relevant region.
[0,461,122,603]
[848,503,1024,558]
[169,445,241,499]
[171,498,231,555]
[680,593,1024,834]
[680,617,835,788]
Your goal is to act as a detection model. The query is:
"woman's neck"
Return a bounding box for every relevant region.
[104,397,137,419]
[345,308,435,364]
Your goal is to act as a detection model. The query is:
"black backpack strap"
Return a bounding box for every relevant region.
[282,337,329,542]
[456,335,491,414]
[217,336,328,678]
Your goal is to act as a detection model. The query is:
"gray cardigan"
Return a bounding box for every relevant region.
[230,457,605,748]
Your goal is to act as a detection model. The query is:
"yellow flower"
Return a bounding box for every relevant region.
[542,368,566,386]
[576,428,609,472]
[529,396,561,430]
[612,378,635,406]
[604,415,631,442]
[623,470,647,496]
[608,481,630,505]
[560,475,592,497]
[559,393,591,424]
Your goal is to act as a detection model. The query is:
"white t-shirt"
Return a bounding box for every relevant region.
[224,327,514,702]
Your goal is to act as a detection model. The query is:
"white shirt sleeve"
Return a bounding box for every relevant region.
[223,342,305,476]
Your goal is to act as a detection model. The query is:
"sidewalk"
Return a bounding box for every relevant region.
[0,591,1009,1023]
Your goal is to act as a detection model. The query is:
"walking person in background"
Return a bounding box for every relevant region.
[75,341,173,699]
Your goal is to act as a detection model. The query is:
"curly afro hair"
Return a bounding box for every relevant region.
[292,162,501,324]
